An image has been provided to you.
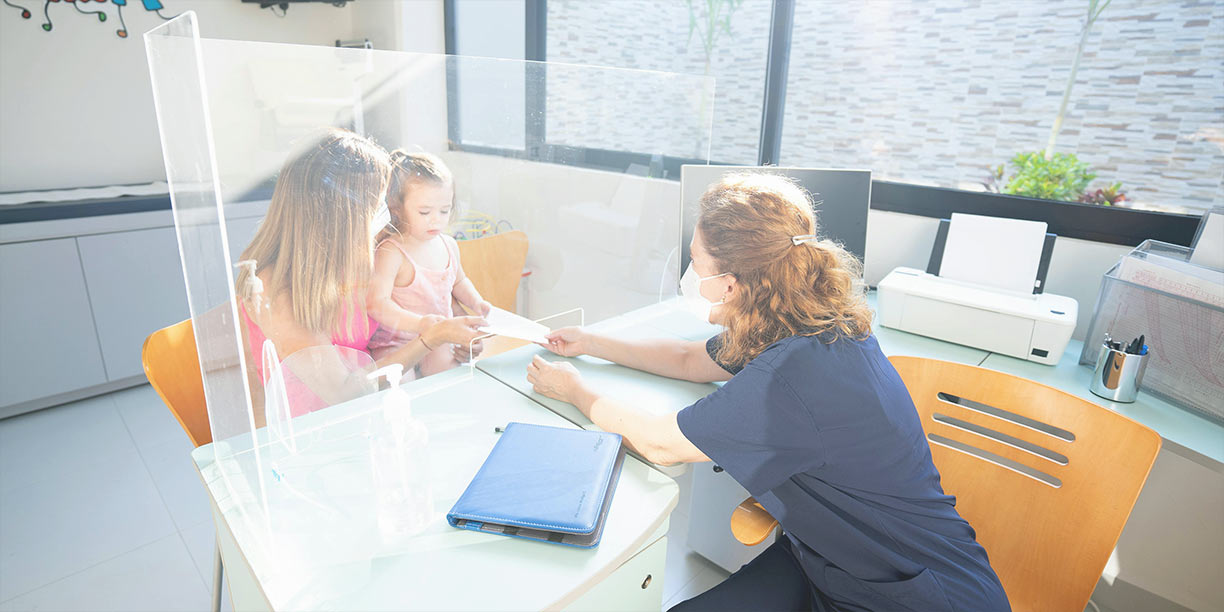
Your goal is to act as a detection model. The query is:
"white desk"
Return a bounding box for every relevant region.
[979,341,1224,466]
[192,368,678,611]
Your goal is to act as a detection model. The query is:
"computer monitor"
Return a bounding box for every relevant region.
[679,166,871,274]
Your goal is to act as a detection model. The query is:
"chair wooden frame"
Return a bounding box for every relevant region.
[142,319,223,611]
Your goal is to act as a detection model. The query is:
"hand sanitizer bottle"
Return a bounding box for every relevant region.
[367,364,433,539]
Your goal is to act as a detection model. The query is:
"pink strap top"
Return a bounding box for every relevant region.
[241,298,377,381]
[367,236,461,354]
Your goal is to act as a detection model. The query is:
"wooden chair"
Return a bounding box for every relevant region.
[456,230,529,312]
[456,230,531,357]
[729,356,1161,612]
[142,319,224,612]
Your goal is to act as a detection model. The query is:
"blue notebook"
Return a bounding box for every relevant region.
[447,422,626,548]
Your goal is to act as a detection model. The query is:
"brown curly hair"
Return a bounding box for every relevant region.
[697,173,873,370]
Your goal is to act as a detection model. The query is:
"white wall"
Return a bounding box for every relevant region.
[0,0,443,193]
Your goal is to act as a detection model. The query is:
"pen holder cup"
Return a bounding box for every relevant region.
[1089,343,1149,403]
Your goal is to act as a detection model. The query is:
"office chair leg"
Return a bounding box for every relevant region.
[211,540,223,612]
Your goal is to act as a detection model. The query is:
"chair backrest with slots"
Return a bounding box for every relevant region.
[889,356,1160,612]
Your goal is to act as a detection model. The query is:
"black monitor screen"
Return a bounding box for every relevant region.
[679,166,871,275]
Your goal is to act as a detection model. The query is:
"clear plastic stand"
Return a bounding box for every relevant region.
[145,11,711,607]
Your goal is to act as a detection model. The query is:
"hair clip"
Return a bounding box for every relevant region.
[791,234,818,246]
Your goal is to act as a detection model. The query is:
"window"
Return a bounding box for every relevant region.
[446,0,1216,245]
[543,0,772,165]
[781,1,1223,216]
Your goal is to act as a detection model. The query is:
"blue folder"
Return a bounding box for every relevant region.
[447,422,626,548]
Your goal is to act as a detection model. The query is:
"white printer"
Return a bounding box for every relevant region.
[877,215,1077,366]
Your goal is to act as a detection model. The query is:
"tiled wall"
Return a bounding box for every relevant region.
[547,0,1224,214]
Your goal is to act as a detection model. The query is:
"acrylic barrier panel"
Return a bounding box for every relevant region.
[146,13,711,605]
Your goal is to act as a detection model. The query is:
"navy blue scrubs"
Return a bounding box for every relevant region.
[675,333,1010,612]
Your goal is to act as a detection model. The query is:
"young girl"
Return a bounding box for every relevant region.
[366,150,491,377]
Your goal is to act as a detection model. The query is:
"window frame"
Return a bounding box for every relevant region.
[442,0,1203,248]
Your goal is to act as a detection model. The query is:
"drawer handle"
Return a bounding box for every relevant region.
[641,574,652,589]
[712,465,724,473]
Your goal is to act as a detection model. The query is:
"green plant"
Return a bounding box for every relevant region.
[686,0,744,76]
[1002,152,1096,201]
[1079,181,1127,206]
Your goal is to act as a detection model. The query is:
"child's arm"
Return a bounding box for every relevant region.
[451,250,492,316]
[367,243,439,332]
[453,277,492,316]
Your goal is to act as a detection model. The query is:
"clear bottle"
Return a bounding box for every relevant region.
[367,364,433,539]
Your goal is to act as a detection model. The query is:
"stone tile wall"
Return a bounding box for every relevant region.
[547,0,1223,214]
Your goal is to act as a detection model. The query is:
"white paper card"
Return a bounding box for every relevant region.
[940,213,1048,294]
[1189,209,1224,272]
[479,307,550,344]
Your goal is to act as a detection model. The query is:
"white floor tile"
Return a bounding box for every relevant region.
[180,521,234,612]
[0,534,207,612]
[180,521,216,586]
[140,435,212,530]
[112,384,191,452]
[0,395,139,494]
[0,452,177,601]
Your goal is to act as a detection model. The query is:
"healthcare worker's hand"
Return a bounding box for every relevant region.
[542,327,589,357]
[526,355,585,404]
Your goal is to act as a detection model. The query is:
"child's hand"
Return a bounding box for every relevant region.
[477,300,493,317]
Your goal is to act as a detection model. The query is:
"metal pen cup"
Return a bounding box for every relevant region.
[1089,342,1149,403]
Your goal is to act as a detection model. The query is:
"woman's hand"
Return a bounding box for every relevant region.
[416,313,445,334]
[542,327,590,358]
[526,355,586,404]
[421,315,487,349]
[476,300,493,317]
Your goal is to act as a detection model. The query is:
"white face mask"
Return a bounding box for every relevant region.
[679,262,730,323]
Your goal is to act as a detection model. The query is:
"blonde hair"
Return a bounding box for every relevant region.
[236,128,391,335]
[697,173,873,370]
[382,149,455,240]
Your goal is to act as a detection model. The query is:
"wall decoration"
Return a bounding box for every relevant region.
[2,0,177,37]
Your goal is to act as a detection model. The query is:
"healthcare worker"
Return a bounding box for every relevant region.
[526,174,1009,611]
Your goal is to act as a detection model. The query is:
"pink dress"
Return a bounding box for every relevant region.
[241,299,377,416]
[367,235,462,376]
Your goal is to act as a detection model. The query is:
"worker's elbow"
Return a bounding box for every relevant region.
[640,441,682,467]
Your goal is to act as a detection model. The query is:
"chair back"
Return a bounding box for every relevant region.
[456,230,529,312]
[142,318,211,447]
[889,356,1160,612]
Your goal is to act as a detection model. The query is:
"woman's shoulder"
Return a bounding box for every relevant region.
[754,330,879,370]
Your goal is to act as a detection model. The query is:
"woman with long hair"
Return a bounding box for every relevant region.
[527,174,1008,611]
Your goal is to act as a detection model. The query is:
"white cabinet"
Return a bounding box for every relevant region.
[0,239,109,406]
[77,228,189,381]
[686,462,776,573]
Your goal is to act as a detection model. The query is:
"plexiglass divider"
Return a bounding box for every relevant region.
[146,12,712,606]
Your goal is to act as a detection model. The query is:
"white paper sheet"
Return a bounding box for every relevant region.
[939,213,1048,294]
[479,307,550,344]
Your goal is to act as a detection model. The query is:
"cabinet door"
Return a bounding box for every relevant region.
[0,239,109,406]
[77,228,189,381]
[686,462,776,573]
